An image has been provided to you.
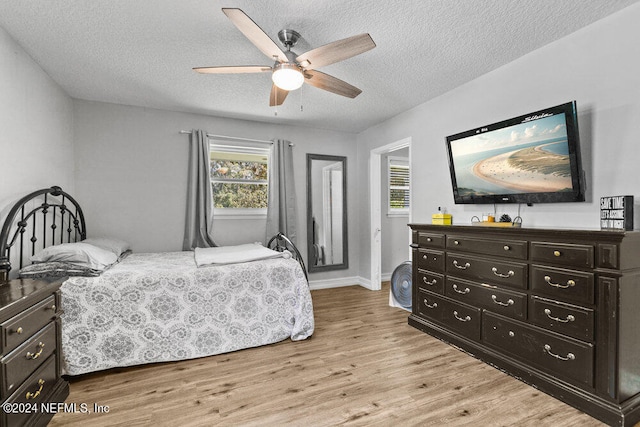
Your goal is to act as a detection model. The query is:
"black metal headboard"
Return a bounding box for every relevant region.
[0,186,86,280]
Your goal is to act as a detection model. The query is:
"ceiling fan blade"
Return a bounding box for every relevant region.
[303,70,362,98]
[269,84,289,106]
[296,33,375,70]
[222,8,288,63]
[193,65,272,74]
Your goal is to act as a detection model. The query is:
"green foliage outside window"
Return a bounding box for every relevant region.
[210,150,269,209]
[212,183,268,208]
[210,158,267,181]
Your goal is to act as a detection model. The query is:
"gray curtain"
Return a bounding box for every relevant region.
[265,139,297,244]
[183,129,218,250]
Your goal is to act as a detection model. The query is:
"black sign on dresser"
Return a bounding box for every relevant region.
[600,195,633,230]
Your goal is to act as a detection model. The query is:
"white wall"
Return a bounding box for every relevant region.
[356,3,640,279]
[0,26,74,223]
[72,99,359,282]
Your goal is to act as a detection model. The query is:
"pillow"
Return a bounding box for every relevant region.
[19,261,103,278]
[30,242,118,270]
[82,237,131,257]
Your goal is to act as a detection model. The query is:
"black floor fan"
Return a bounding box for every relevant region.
[390,261,412,311]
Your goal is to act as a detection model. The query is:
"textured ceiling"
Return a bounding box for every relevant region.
[1,0,638,133]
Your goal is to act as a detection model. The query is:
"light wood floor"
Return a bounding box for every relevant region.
[50,283,606,426]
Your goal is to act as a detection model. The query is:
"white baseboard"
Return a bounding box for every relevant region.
[308,276,381,291]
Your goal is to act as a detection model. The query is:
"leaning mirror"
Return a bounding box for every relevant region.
[307,154,348,272]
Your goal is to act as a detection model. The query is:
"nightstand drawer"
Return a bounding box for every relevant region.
[1,322,57,400]
[2,355,57,427]
[1,295,56,354]
[447,235,528,260]
[483,312,593,386]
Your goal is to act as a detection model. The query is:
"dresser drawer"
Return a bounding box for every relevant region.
[1,322,57,400]
[417,289,481,341]
[445,277,527,320]
[531,242,594,268]
[483,312,593,386]
[529,296,594,342]
[416,249,445,272]
[446,253,527,289]
[447,235,527,260]
[417,270,444,294]
[530,265,594,305]
[417,232,445,249]
[1,295,56,354]
[2,354,58,427]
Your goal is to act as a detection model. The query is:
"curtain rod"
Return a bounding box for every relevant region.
[179,130,294,147]
[179,130,273,145]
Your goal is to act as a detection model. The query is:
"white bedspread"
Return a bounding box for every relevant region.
[60,251,314,376]
[194,243,290,267]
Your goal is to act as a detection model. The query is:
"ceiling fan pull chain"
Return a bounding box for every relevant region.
[275,88,278,116]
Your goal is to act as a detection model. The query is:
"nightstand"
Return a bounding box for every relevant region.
[0,278,69,427]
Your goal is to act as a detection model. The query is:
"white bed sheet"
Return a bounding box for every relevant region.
[60,251,314,376]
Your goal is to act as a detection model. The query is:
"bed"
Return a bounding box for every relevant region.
[0,186,314,376]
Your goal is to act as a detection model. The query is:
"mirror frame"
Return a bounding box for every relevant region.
[306,154,348,273]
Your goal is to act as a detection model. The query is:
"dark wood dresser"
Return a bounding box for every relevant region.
[409,224,640,426]
[0,278,69,427]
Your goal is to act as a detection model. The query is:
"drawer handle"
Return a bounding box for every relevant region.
[491,295,514,307]
[453,240,460,245]
[15,327,24,335]
[453,260,470,270]
[25,379,45,400]
[543,344,575,361]
[424,299,438,309]
[452,284,470,294]
[554,250,562,257]
[426,237,432,242]
[422,277,437,286]
[544,275,576,289]
[453,311,471,322]
[544,308,576,323]
[26,342,45,360]
[503,245,510,251]
[491,267,514,278]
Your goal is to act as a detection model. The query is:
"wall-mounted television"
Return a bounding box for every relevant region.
[445,101,585,205]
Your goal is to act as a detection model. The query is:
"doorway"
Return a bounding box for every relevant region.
[369,137,412,290]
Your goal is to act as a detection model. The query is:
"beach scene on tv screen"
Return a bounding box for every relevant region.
[450,113,572,196]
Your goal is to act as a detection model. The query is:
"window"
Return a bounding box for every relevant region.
[209,143,269,217]
[388,156,409,216]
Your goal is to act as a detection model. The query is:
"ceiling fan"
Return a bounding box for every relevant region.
[193,8,376,106]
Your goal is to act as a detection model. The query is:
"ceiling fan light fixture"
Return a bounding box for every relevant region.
[272,63,304,91]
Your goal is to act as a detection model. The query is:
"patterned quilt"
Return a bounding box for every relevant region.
[60,251,314,375]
